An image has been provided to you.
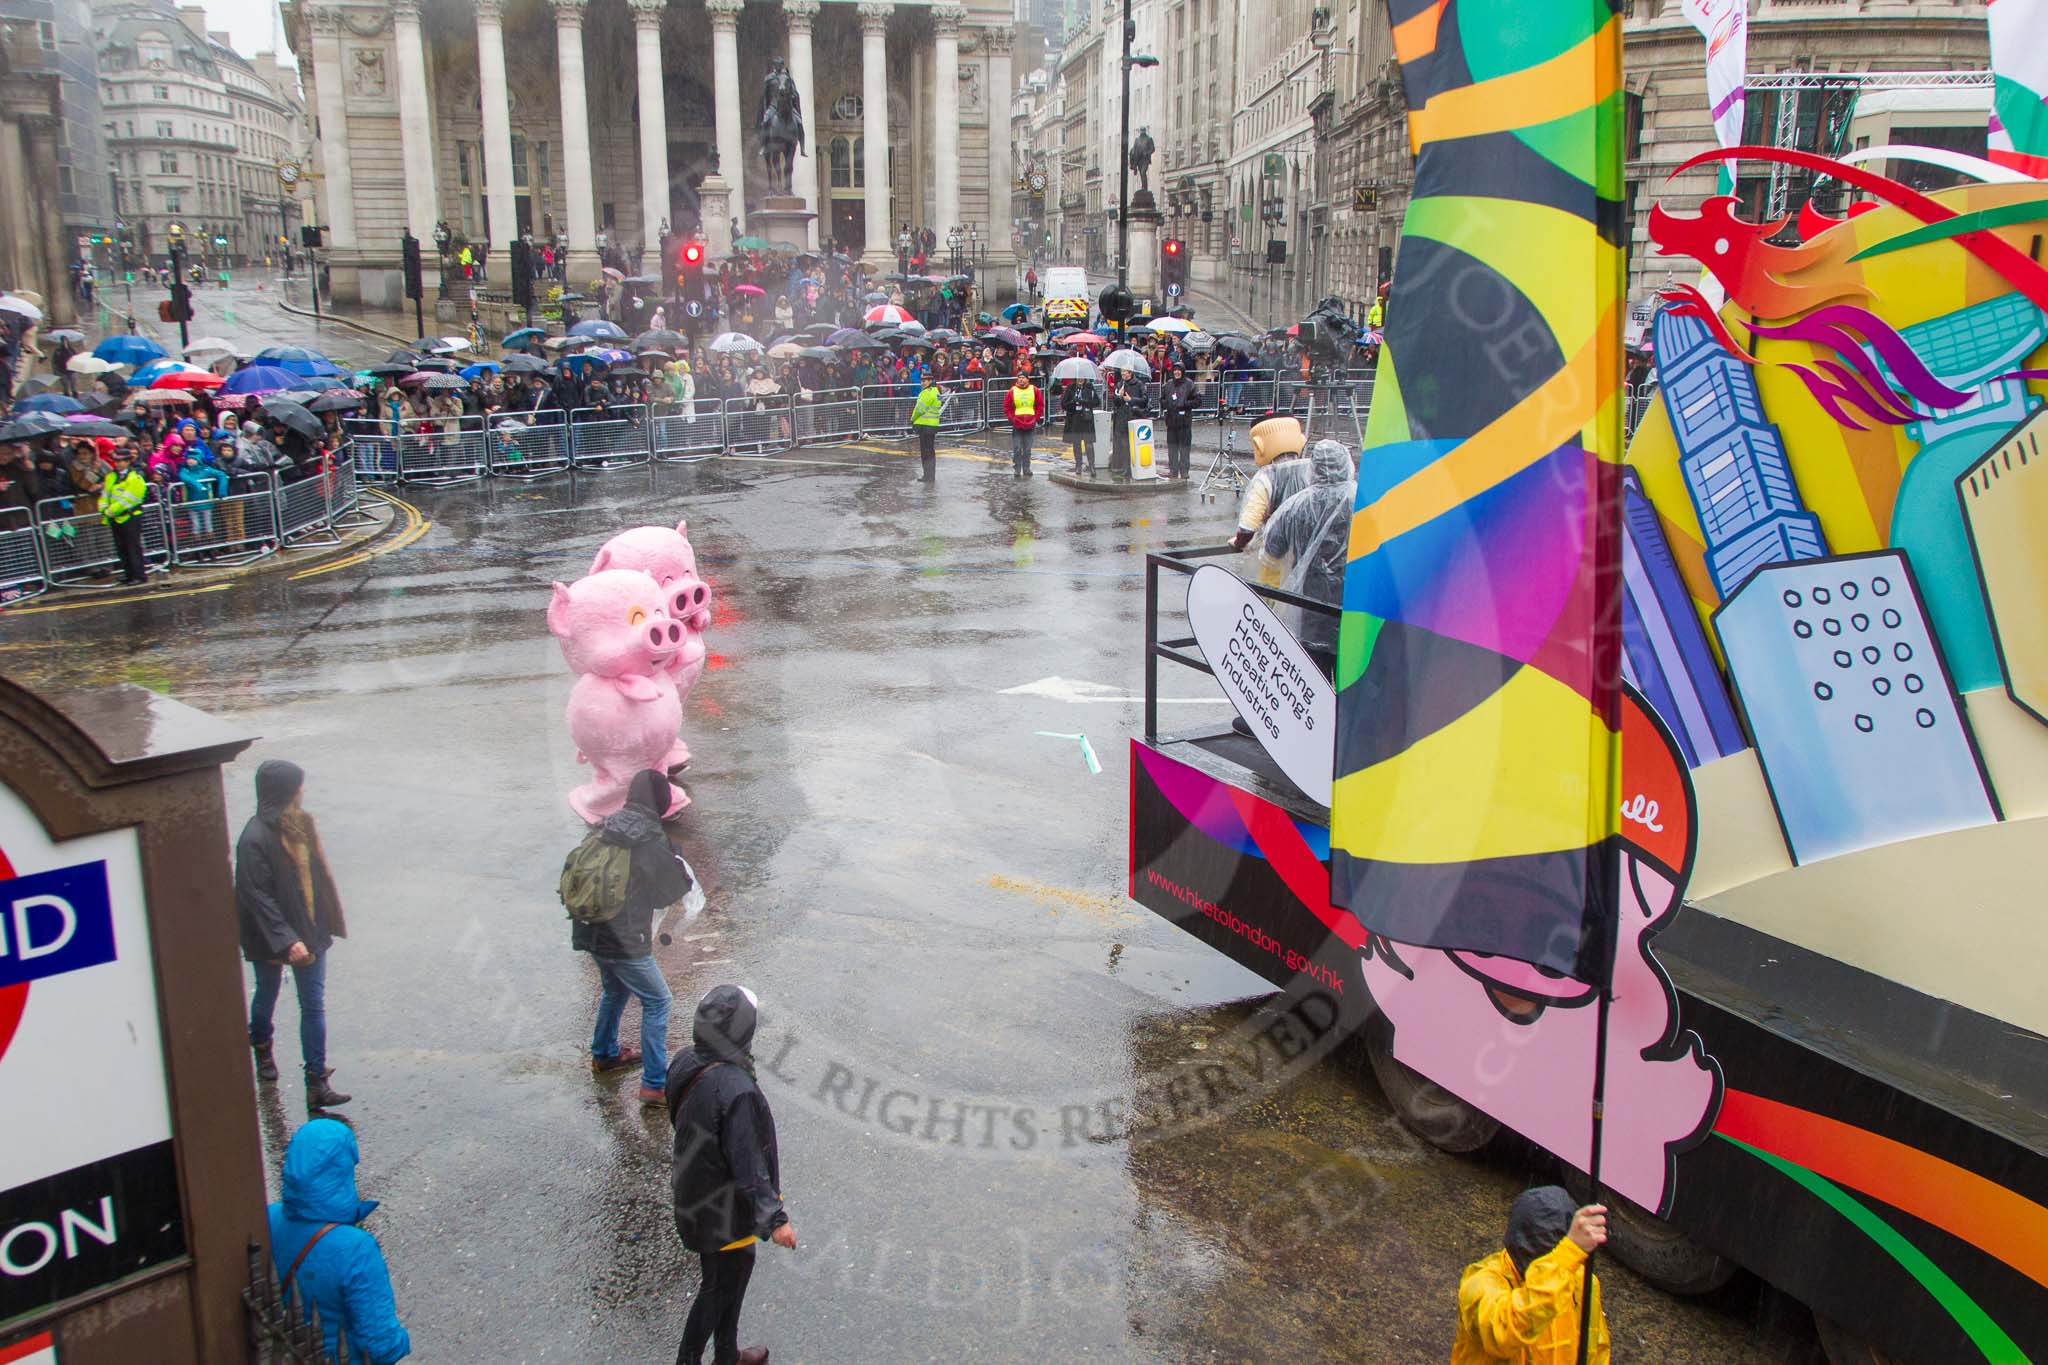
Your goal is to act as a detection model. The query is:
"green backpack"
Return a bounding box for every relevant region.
[560,831,632,923]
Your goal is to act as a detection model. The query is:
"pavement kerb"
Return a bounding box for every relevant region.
[275,296,420,349]
[2,491,418,615]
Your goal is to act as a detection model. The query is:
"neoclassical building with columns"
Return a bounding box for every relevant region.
[283,0,1019,307]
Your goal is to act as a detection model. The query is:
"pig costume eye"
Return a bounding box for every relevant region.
[628,607,646,626]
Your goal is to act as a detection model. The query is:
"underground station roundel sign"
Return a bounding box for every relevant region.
[0,782,183,1323]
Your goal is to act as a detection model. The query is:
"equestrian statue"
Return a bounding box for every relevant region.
[758,58,806,197]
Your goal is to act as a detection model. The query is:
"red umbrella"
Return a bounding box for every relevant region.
[864,303,913,326]
[733,283,767,297]
[397,371,440,386]
[151,369,224,390]
[1057,332,1108,348]
[1285,323,1300,337]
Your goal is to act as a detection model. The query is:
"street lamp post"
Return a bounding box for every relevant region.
[1115,0,1158,289]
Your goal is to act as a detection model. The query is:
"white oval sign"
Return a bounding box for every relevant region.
[1185,563,1335,806]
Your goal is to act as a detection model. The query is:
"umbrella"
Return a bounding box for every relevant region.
[894,319,927,337]
[542,335,589,351]
[130,390,197,406]
[732,236,773,252]
[428,336,473,354]
[306,390,364,413]
[1028,347,1064,363]
[569,319,627,340]
[977,312,996,326]
[767,341,804,359]
[1145,317,1195,335]
[419,373,469,391]
[0,412,71,440]
[130,358,186,386]
[362,361,415,378]
[601,266,625,281]
[862,290,888,303]
[622,275,662,288]
[1015,322,1045,334]
[501,353,549,374]
[797,346,836,361]
[802,323,839,338]
[896,337,933,351]
[1049,357,1102,383]
[558,352,607,372]
[871,329,905,344]
[826,328,869,347]
[12,394,87,414]
[637,349,673,361]
[832,332,888,352]
[926,328,962,342]
[252,345,342,377]
[1181,332,1217,354]
[60,418,132,438]
[635,329,687,351]
[395,371,440,387]
[502,327,546,348]
[709,332,765,355]
[14,376,54,394]
[45,328,84,343]
[587,347,635,365]
[93,334,167,366]
[0,295,44,322]
[151,370,224,391]
[1211,334,1256,354]
[220,365,302,395]
[411,356,460,373]
[1058,332,1108,348]
[65,354,119,375]
[1001,303,1031,322]
[259,399,326,442]
[386,349,425,367]
[864,304,913,326]
[981,326,1028,348]
[733,284,767,297]
[183,337,236,358]
[459,362,502,380]
[1102,349,1153,379]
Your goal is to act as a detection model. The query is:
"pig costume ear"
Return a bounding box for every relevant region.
[590,546,613,574]
[674,519,689,538]
[546,582,575,638]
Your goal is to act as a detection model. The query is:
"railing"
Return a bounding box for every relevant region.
[1143,544,1341,747]
[570,403,653,469]
[1,458,371,594]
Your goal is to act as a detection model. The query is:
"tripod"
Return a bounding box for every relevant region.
[1199,426,1249,504]
[1300,380,1365,450]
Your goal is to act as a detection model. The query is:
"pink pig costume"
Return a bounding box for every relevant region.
[550,568,694,823]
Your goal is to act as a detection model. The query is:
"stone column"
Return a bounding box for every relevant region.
[391,0,439,241]
[474,0,518,253]
[629,0,673,254]
[858,1,894,270]
[24,118,73,326]
[708,0,746,233]
[983,25,1016,298]
[783,0,821,249]
[550,0,601,280]
[932,4,965,245]
[306,5,357,250]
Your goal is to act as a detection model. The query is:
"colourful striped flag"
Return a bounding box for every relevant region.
[1989,0,2048,178]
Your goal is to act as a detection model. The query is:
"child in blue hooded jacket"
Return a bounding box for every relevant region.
[268,1119,412,1364]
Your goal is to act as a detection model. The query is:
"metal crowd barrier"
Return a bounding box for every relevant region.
[570,403,653,469]
[490,416,573,479]
[276,470,339,547]
[36,493,172,585]
[396,414,488,485]
[326,453,374,529]
[1625,383,1660,437]
[793,389,862,447]
[169,474,281,564]
[341,417,404,481]
[723,395,790,452]
[938,380,986,434]
[0,507,47,601]
[861,387,915,438]
[651,401,727,462]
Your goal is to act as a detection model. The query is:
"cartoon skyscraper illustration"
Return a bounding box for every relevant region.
[1620,468,1747,768]
[1958,408,2048,726]
[1652,307,1827,597]
[1714,550,2000,865]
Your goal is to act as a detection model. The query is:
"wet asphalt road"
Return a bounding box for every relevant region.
[11,286,1825,1362]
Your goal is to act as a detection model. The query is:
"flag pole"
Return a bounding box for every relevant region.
[1576,958,1614,1365]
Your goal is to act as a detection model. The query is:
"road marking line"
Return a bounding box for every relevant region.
[289,491,428,579]
[5,581,231,615]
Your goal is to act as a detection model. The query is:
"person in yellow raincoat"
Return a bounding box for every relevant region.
[1452,1187,1610,1365]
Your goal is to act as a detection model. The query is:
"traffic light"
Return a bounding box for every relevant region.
[402,232,425,301]
[1161,238,1186,296]
[167,277,194,322]
[1097,282,1135,326]
[300,224,324,248]
[678,240,710,327]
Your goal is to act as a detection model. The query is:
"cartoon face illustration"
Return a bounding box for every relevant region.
[1359,688,1724,1217]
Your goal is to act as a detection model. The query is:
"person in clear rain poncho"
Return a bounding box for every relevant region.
[1259,439,1357,677]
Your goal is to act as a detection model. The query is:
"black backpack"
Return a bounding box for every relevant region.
[560,831,631,923]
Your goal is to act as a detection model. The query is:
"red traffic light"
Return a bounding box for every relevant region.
[680,241,705,267]
[1164,239,1182,255]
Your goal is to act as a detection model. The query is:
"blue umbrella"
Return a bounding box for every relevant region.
[13,393,87,414]
[588,348,635,365]
[1002,303,1031,322]
[558,352,606,371]
[459,362,501,380]
[252,345,342,378]
[568,319,628,340]
[501,327,545,347]
[93,334,168,366]
[219,365,302,395]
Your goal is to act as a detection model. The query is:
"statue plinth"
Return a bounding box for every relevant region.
[751,195,816,253]
[1130,188,1158,214]
[699,175,734,260]
[1126,194,1164,300]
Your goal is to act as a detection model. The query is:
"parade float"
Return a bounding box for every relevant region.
[1127,2,2047,1360]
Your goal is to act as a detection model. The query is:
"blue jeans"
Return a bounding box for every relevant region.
[250,955,327,1074]
[591,954,672,1089]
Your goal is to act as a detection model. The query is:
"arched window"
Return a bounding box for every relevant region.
[851,136,864,188]
[829,136,851,189]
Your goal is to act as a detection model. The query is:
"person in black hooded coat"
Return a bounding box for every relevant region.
[577,769,691,1104]
[666,984,794,1365]
[235,759,352,1113]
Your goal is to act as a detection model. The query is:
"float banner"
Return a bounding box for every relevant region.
[1186,565,1335,805]
[1330,0,1626,983]
[1988,0,2048,178]
[1679,0,1747,152]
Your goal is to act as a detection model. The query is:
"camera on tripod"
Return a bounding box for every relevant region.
[1295,297,1360,384]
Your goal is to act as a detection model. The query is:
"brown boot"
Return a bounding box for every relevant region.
[735,1349,769,1365]
[306,1069,352,1113]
